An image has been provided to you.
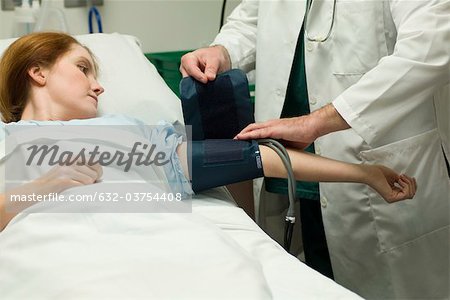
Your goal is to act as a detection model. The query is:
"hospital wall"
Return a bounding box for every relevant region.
[0,0,240,53]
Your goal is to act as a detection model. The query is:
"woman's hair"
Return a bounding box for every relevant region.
[0,32,98,123]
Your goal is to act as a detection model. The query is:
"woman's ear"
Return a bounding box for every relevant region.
[28,65,48,86]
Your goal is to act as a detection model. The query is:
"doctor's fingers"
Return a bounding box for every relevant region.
[236,126,280,140]
[236,120,279,138]
[236,121,304,143]
[180,53,208,83]
[203,56,221,81]
[181,50,221,83]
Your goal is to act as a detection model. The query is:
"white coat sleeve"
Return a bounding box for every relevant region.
[212,0,259,72]
[332,0,450,147]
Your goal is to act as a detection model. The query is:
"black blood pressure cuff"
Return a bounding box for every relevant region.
[189,139,264,193]
[179,69,254,140]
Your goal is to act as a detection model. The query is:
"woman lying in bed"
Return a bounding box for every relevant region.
[0,32,416,232]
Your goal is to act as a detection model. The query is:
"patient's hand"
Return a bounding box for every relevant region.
[366,165,416,203]
[1,162,102,231]
[35,162,103,194]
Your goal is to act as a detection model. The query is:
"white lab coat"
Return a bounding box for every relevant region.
[214,0,450,298]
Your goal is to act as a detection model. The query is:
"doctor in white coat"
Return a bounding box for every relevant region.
[180,0,450,298]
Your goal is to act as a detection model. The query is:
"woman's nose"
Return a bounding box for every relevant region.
[91,78,105,96]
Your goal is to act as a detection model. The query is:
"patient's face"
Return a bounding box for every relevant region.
[44,44,104,120]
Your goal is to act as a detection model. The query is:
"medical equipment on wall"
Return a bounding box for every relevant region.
[34,0,69,33]
[88,6,102,33]
[180,69,297,252]
[304,0,336,42]
[13,0,39,37]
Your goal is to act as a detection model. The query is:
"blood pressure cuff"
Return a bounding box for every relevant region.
[189,139,263,193]
[180,69,254,140]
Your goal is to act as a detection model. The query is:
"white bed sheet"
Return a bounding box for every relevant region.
[191,189,361,299]
[0,187,360,300]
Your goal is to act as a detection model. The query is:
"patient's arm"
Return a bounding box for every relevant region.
[1,182,51,232]
[176,142,416,203]
[0,163,103,232]
[259,145,416,203]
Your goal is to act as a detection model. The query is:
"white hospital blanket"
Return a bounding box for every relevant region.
[191,190,361,299]
[0,194,270,299]
[0,188,360,300]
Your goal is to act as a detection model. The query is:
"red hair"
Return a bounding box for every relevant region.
[0,32,97,123]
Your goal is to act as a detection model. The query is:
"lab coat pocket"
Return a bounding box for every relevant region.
[332,1,387,75]
[359,129,449,252]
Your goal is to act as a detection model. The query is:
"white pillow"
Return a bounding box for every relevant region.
[0,33,184,125]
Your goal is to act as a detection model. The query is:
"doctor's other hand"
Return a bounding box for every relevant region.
[236,116,318,149]
[180,45,231,84]
[365,165,417,203]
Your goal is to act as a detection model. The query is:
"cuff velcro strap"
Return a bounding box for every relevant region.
[179,69,254,140]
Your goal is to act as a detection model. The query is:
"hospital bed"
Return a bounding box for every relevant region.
[0,33,361,299]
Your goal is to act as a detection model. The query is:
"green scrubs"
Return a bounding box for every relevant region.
[264,26,319,201]
[264,26,333,279]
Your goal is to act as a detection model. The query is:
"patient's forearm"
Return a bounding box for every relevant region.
[176,140,415,202]
[0,194,22,232]
[0,194,8,232]
[176,141,370,190]
[0,180,59,232]
[259,145,370,185]
[0,189,32,231]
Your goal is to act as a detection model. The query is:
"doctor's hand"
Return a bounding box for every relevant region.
[365,165,417,203]
[236,104,350,149]
[236,116,318,149]
[180,45,231,84]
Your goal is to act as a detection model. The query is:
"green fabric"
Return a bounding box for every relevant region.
[265,26,320,201]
